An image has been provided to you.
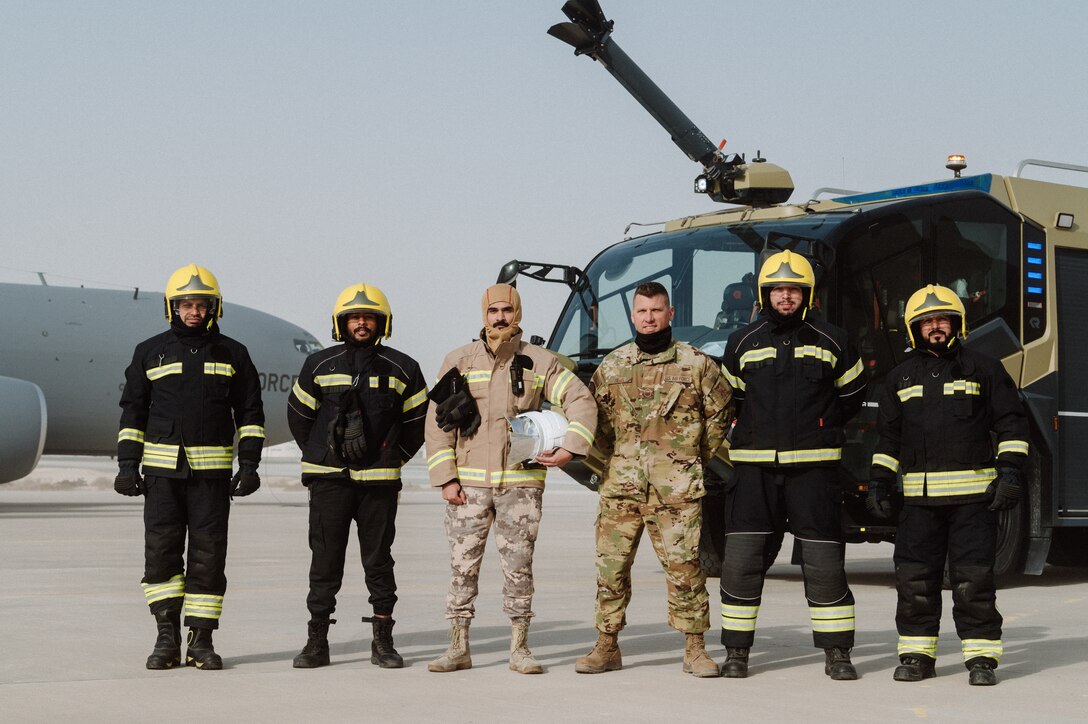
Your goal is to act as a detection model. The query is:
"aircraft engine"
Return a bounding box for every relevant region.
[0,376,48,484]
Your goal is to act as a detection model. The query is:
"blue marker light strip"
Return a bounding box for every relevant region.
[1027,272,1043,280]
[1027,257,1043,265]
[832,174,993,204]
[1027,286,1043,295]
[1027,242,1043,250]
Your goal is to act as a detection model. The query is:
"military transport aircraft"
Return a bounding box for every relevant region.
[0,279,322,484]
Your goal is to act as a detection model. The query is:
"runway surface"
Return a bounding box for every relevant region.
[2,456,1087,722]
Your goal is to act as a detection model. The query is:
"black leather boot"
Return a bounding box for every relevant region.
[893,655,936,682]
[363,616,403,668]
[185,627,223,670]
[824,647,858,680]
[720,647,750,678]
[292,618,334,668]
[967,658,997,686]
[146,609,182,670]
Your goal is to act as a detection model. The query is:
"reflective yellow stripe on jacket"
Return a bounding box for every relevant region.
[143,442,180,470]
[238,425,265,440]
[204,362,235,377]
[546,369,577,406]
[292,380,319,411]
[146,363,182,381]
[903,468,996,497]
[185,446,233,471]
[795,345,837,366]
[567,420,595,446]
[720,363,744,391]
[897,385,923,402]
[872,453,900,474]
[118,428,145,444]
[729,448,841,464]
[315,373,353,388]
[402,388,428,413]
[427,448,456,471]
[835,358,864,389]
[455,467,547,485]
[299,462,402,482]
[943,380,981,395]
[997,440,1029,456]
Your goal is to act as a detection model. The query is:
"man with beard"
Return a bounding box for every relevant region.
[576,281,733,678]
[425,283,596,674]
[718,250,867,680]
[287,283,427,669]
[116,264,265,670]
[867,284,1029,686]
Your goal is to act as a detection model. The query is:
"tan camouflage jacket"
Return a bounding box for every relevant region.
[592,340,733,504]
[425,332,597,490]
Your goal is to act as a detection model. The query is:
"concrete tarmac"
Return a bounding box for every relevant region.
[2,459,1088,722]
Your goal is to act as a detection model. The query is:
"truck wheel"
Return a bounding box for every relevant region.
[992,446,1038,582]
[992,497,1028,582]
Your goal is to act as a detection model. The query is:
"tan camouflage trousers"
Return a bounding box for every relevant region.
[443,486,543,622]
[594,492,709,634]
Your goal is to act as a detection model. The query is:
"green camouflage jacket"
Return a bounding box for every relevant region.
[592,340,733,503]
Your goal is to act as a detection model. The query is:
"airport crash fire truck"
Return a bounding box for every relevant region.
[499,0,1088,578]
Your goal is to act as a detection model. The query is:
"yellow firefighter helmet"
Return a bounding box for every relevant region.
[164,264,222,327]
[904,284,967,348]
[331,283,393,341]
[756,250,815,314]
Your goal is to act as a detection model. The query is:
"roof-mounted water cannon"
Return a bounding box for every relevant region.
[548,0,794,207]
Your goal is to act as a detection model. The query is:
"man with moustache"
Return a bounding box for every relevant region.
[288,283,428,669]
[576,281,733,678]
[867,284,1029,686]
[718,250,867,680]
[425,283,597,674]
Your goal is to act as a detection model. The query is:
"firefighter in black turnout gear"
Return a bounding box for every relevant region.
[868,284,1029,686]
[116,264,265,670]
[718,251,867,680]
[288,283,427,669]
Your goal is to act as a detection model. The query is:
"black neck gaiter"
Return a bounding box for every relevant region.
[635,326,672,355]
[767,307,803,330]
[170,318,213,340]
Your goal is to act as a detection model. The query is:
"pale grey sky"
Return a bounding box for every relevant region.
[4,0,1088,377]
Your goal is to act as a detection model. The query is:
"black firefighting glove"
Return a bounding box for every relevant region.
[436,388,481,437]
[339,410,368,463]
[865,478,895,520]
[987,466,1022,512]
[113,460,144,496]
[231,460,261,498]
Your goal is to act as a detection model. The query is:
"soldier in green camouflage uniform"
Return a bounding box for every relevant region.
[576,282,733,678]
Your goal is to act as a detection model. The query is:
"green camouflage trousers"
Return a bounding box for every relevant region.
[595,493,709,634]
[443,486,543,621]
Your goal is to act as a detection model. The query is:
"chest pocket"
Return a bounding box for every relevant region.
[795,344,836,382]
[660,367,695,417]
[738,346,776,379]
[944,378,981,418]
[146,354,181,381]
[608,374,636,413]
[362,375,400,411]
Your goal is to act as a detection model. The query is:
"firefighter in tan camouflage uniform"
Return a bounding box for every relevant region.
[425,283,597,674]
[576,281,733,678]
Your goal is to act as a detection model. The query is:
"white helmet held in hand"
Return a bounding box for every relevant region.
[507,410,568,463]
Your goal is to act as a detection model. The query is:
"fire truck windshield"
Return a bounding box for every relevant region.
[549,213,856,361]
